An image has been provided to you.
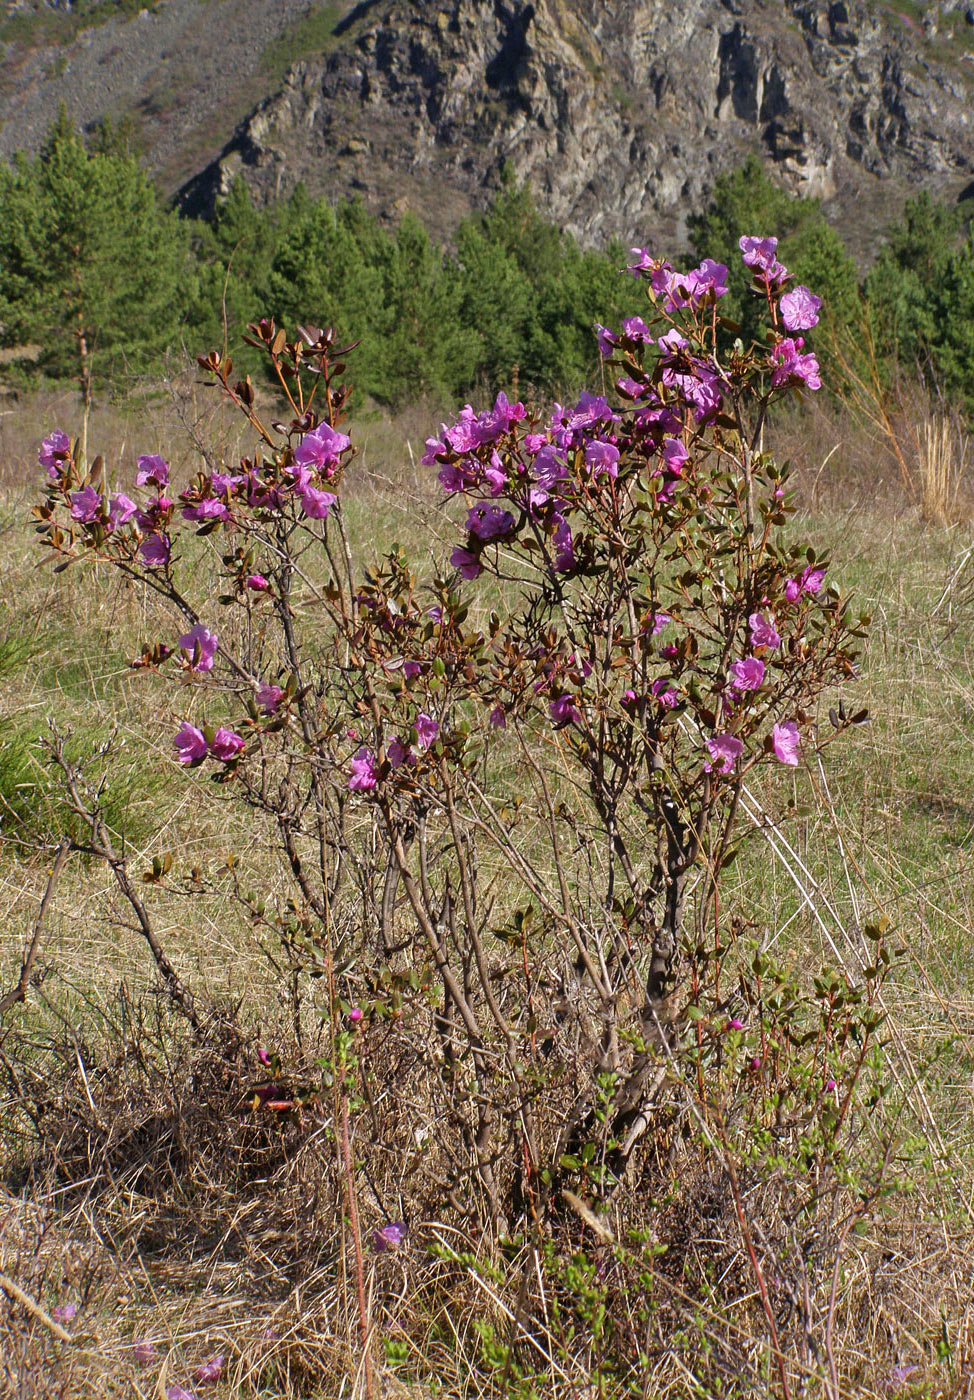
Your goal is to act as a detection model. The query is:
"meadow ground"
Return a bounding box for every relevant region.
[0,376,973,1399]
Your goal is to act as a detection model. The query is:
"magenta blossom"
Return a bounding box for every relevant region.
[299,486,337,519]
[179,624,219,672]
[651,679,679,709]
[70,485,103,523]
[553,517,575,572]
[704,733,745,775]
[450,545,482,580]
[108,492,137,528]
[136,454,170,487]
[386,736,412,768]
[257,683,284,714]
[585,439,620,478]
[348,748,378,792]
[549,694,582,727]
[39,428,72,476]
[294,421,350,478]
[771,337,822,392]
[166,1388,197,1400]
[372,1221,407,1253]
[140,533,171,568]
[194,1355,224,1383]
[174,723,208,765]
[182,497,229,523]
[728,657,766,692]
[748,613,781,650]
[779,285,821,331]
[53,1303,77,1323]
[739,235,778,271]
[466,502,515,542]
[596,323,618,357]
[621,314,653,342]
[349,1007,363,1024]
[785,565,826,602]
[413,713,439,751]
[246,573,269,591]
[772,720,801,766]
[210,728,244,762]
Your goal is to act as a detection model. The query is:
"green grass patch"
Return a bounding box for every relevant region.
[259,2,354,86]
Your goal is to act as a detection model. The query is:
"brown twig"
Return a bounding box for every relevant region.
[0,839,70,1020]
[0,1270,74,1343]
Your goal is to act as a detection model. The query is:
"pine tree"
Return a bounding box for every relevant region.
[0,108,192,402]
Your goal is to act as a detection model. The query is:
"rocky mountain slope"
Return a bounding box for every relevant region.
[2,0,974,258]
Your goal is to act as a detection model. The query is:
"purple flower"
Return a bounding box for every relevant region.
[596,324,618,357]
[294,422,350,479]
[739,235,778,271]
[727,1018,744,1031]
[652,612,672,634]
[257,684,284,714]
[728,657,765,692]
[748,613,781,650]
[166,1388,197,1400]
[549,695,582,727]
[779,285,821,331]
[299,486,337,519]
[209,471,241,497]
[52,1303,76,1323]
[466,503,515,542]
[705,733,745,775]
[70,485,103,523]
[247,574,269,591]
[651,679,679,709]
[421,435,448,466]
[372,1221,407,1253]
[174,724,208,764]
[585,439,620,478]
[489,706,507,730]
[39,429,71,480]
[621,315,653,342]
[108,492,137,528]
[627,247,654,276]
[386,736,411,769]
[553,516,575,573]
[785,565,827,602]
[210,728,244,762]
[565,392,618,432]
[193,1355,224,1383]
[772,720,801,766]
[661,438,688,473]
[131,1339,158,1365]
[136,454,170,487]
[349,1007,363,1024]
[348,748,378,793]
[179,624,219,673]
[450,546,482,580]
[532,445,567,493]
[140,533,171,568]
[771,337,822,392]
[413,713,439,751]
[182,497,229,523]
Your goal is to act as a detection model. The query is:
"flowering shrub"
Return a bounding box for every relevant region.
[33,238,871,1233]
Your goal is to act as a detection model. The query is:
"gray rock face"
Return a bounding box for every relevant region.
[178,0,974,256]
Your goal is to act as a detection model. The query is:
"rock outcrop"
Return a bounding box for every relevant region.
[178,0,974,256]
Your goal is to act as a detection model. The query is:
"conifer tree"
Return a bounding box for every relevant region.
[0,108,191,403]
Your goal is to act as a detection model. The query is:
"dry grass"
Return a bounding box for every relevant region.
[1,380,974,1397]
